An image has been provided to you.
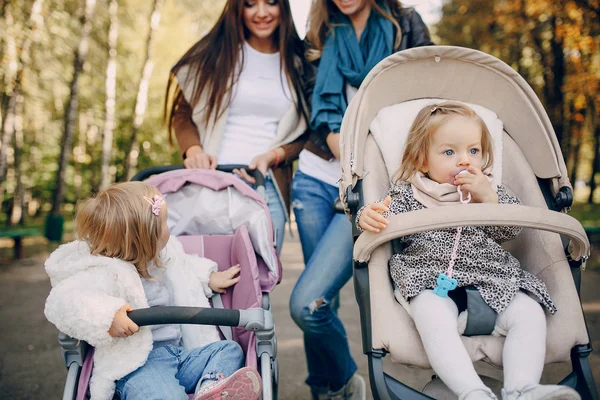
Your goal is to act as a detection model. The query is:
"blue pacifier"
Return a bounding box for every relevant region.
[433,273,458,298]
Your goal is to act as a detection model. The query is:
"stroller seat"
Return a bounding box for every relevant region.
[363,98,587,368]
[338,46,597,399]
[54,168,282,400]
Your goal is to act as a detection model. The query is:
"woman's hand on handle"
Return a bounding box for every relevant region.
[233,147,284,184]
[358,196,392,233]
[184,145,217,169]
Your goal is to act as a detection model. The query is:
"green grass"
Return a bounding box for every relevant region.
[569,203,600,228]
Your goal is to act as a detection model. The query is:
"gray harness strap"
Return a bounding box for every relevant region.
[211,293,233,341]
[463,287,497,337]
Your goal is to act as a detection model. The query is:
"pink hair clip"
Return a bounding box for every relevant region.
[143,194,164,216]
[431,106,438,113]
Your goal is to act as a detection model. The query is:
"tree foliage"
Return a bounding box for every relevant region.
[0,0,225,225]
[435,0,600,203]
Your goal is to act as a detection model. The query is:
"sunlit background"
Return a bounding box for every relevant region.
[0,0,597,240]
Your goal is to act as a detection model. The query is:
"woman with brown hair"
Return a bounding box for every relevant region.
[289,1,432,399]
[164,0,310,252]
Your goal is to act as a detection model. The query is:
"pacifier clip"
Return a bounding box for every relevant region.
[433,183,471,298]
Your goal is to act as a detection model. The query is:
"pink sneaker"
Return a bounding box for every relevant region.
[194,367,262,400]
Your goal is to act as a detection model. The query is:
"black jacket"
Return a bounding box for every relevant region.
[304,7,434,161]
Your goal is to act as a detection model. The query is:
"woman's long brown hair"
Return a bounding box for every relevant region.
[164,0,307,140]
[306,0,404,61]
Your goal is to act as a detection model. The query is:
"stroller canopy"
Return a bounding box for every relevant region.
[147,169,282,287]
[339,45,570,208]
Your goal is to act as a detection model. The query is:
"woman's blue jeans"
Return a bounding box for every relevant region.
[265,176,286,254]
[240,173,285,253]
[290,170,357,392]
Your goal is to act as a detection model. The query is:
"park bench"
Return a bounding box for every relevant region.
[584,226,600,240]
[0,227,41,260]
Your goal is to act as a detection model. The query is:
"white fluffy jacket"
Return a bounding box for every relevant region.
[44,236,221,400]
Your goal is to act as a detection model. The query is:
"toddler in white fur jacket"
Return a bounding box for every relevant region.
[45,182,262,400]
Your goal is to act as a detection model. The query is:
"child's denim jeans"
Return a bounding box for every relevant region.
[115,340,244,400]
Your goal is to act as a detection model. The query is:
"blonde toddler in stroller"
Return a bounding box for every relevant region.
[339,46,596,400]
[357,102,579,400]
[44,181,262,400]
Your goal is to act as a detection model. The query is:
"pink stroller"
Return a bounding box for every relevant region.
[55,166,281,400]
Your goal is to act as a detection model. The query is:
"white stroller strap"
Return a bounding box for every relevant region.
[211,293,233,341]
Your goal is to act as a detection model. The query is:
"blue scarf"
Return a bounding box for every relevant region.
[310,9,394,133]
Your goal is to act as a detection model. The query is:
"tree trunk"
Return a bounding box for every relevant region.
[73,110,87,200]
[100,0,119,189]
[588,105,599,204]
[0,0,45,203]
[0,4,18,189]
[569,115,583,187]
[10,94,25,226]
[122,0,163,181]
[50,0,96,215]
[550,15,566,153]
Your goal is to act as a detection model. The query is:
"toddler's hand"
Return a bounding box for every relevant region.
[209,264,241,294]
[358,196,392,233]
[453,166,498,203]
[108,303,139,338]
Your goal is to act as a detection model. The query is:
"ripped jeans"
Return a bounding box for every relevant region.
[289,170,357,392]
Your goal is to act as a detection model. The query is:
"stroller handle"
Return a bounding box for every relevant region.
[130,164,266,189]
[215,164,266,188]
[128,306,240,327]
[127,306,272,332]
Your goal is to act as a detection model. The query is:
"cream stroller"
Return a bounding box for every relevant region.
[338,46,597,399]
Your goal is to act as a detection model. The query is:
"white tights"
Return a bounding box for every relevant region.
[410,290,547,399]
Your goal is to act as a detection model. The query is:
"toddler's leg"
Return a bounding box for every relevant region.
[115,345,188,400]
[496,292,546,392]
[411,290,493,399]
[177,340,245,393]
[182,340,261,400]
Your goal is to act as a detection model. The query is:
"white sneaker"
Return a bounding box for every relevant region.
[462,388,498,399]
[501,384,581,400]
[329,374,367,400]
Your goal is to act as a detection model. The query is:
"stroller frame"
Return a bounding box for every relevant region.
[56,165,280,400]
[57,302,277,400]
[347,181,598,400]
[337,46,599,400]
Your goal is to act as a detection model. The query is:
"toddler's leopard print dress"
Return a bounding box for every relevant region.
[357,183,556,314]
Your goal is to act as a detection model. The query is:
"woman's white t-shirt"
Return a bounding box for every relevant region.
[297,85,358,187]
[218,42,292,165]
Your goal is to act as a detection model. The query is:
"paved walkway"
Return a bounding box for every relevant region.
[0,232,598,399]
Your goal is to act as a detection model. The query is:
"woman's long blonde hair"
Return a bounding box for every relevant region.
[75,182,164,279]
[306,0,404,61]
[392,101,495,183]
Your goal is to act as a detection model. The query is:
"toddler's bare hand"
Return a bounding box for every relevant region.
[209,264,241,294]
[358,196,392,233]
[108,303,139,338]
[453,167,498,203]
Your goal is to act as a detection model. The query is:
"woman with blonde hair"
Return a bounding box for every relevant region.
[165,0,312,252]
[289,1,432,399]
